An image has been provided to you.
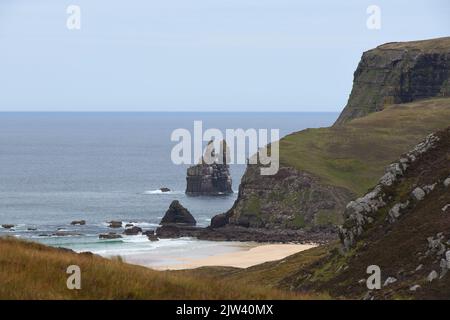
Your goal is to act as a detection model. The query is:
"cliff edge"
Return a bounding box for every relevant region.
[334,37,450,125]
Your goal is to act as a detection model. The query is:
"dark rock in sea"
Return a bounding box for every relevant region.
[160,187,171,192]
[1,224,15,229]
[123,226,142,235]
[186,140,232,196]
[155,225,182,238]
[27,227,37,231]
[160,200,196,226]
[108,221,122,228]
[143,230,159,241]
[53,231,82,237]
[99,232,122,240]
[125,223,134,228]
[70,220,86,226]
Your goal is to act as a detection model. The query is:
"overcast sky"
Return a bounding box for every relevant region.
[0,0,448,112]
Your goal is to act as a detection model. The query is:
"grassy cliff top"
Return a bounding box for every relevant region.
[376,36,450,52]
[0,237,307,299]
[280,98,450,195]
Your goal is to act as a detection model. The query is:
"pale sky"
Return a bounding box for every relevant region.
[0,0,448,111]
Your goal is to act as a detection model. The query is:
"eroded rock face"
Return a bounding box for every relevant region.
[334,38,450,125]
[160,200,196,226]
[186,163,232,196]
[214,165,354,231]
[186,140,232,196]
[339,133,441,250]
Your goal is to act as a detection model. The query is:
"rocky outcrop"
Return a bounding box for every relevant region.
[160,200,196,226]
[99,232,122,240]
[123,226,142,235]
[70,220,86,226]
[339,133,441,250]
[215,166,353,231]
[186,140,232,196]
[334,37,450,125]
[108,221,122,228]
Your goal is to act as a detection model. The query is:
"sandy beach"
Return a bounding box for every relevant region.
[123,242,317,270]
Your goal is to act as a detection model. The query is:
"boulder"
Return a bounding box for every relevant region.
[412,187,426,201]
[123,226,142,235]
[427,270,438,282]
[99,232,122,240]
[108,221,122,228]
[210,212,230,228]
[1,224,15,229]
[160,200,196,226]
[409,285,421,291]
[160,187,171,192]
[383,277,397,287]
[70,220,86,226]
[143,230,159,241]
[27,227,37,231]
[388,201,409,222]
[444,176,450,188]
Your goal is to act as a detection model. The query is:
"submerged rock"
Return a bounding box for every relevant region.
[53,231,82,237]
[160,200,196,226]
[160,187,171,192]
[108,221,122,228]
[1,224,15,229]
[99,232,122,240]
[143,230,159,241]
[70,220,86,226]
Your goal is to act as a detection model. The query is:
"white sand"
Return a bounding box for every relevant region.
[150,243,317,270]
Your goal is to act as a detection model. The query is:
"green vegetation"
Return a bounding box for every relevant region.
[280,98,450,195]
[377,36,450,51]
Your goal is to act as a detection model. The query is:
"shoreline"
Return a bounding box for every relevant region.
[122,242,318,270]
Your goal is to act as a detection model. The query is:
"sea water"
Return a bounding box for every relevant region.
[0,112,337,267]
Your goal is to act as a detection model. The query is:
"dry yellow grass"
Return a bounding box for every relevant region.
[0,237,317,300]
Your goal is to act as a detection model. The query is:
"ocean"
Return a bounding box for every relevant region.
[0,112,337,268]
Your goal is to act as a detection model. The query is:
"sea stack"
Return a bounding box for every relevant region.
[186,140,232,196]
